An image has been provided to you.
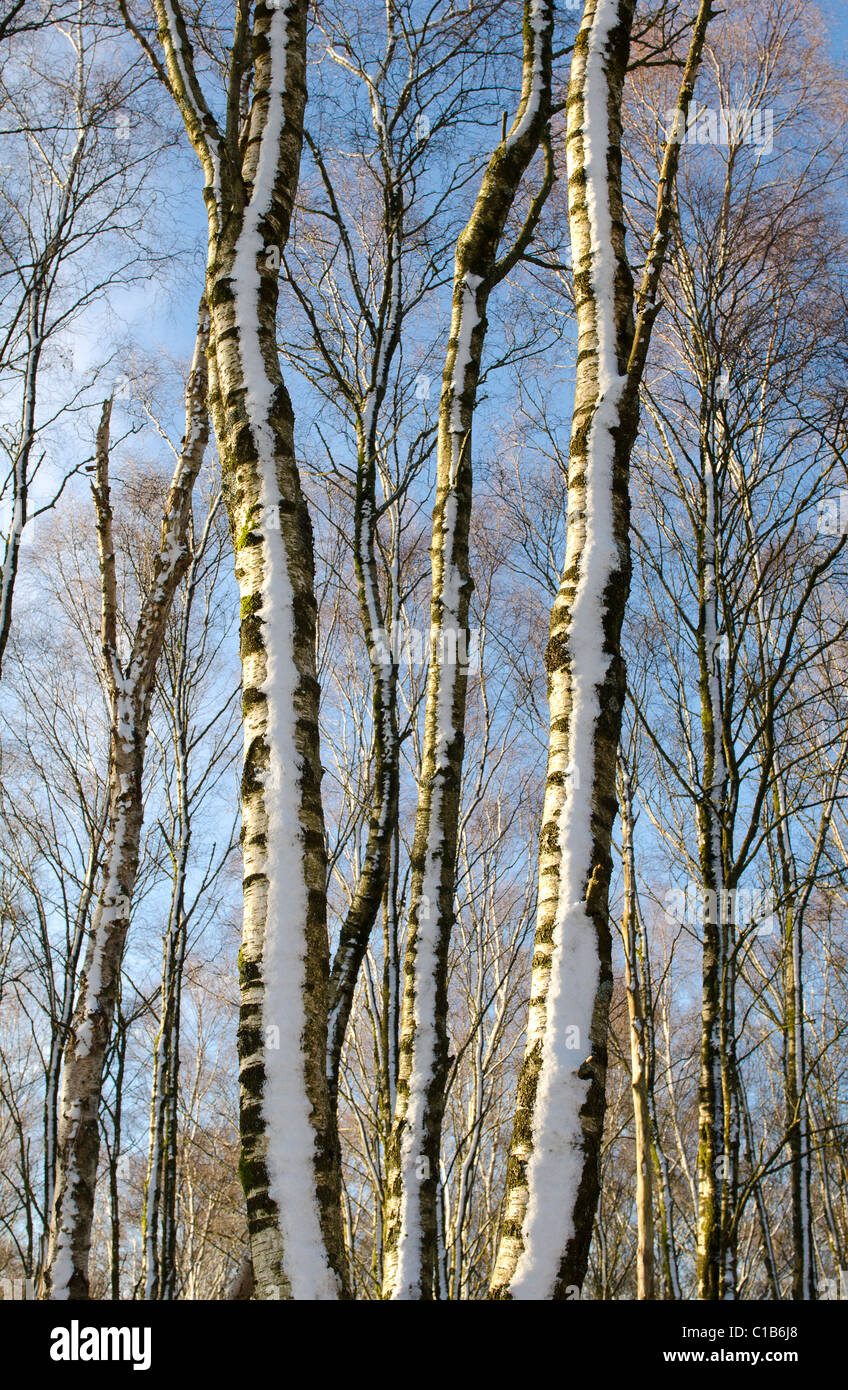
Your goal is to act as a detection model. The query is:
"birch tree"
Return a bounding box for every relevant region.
[0,4,170,675]
[0,0,847,1305]
[380,0,555,1301]
[278,0,492,1103]
[43,307,209,1298]
[133,0,349,1297]
[142,489,239,1300]
[622,0,848,1295]
[616,750,654,1297]
[491,0,715,1300]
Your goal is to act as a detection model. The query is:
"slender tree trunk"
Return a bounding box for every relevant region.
[43,308,209,1299]
[382,820,401,1125]
[633,844,681,1300]
[619,739,679,1297]
[618,758,654,1298]
[769,785,815,1299]
[491,0,715,1299]
[160,928,185,1302]
[381,0,554,1300]
[326,254,403,1105]
[694,401,740,1300]
[40,817,106,1284]
[737,1075,780,1299]
[150,0,350,1298]
[694,429,728,1301]
[785,912,814,1298]
[107,1003,127,1302]
[0,287,43,677]
[143,828,189,1300]
[142,499,220,1300]
[652,1121,681,1300]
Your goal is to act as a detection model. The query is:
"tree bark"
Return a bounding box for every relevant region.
[491,0,715,1300]
[150,0,348,1296]
[693,414,734,1301]
[43,307,210,1298]
[618,757,654,1298]
[381,0,554,1301]
[325,190,404,1107]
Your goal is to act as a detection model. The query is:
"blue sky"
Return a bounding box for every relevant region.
[16,0,848,545]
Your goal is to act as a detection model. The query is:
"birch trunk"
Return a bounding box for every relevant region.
[781,856,814,1299]
[325,229,403,1106]
[0,287,43,677]
[142,495,222,1300]
[633,845,680,1300]
[150,0,347,1296]
[744,493,814,1299]
[142,797,190,1299]
[43,309,210,1298]
[761,687,842,1301]
[617,758,654,1298]
[693,423,732,1300]
[619,737,679,1296]
[39,812,106,1284]
[381,0,554,1300]
[491,0,715,1299]
[738,1074,780,1299]
[106,1004,127,1302]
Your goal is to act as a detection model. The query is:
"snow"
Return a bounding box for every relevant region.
[49,1116,80,1298]
[506,0,549,149]
[50,1215,75,1299]
[507,0,626,1300]
[449,274,482,445]
[73,826,129,1061]
[230,6,339,1300]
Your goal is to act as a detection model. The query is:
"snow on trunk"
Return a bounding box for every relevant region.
[382,0,554,1300]
[491,0,634,1302]
[491,0,715,1301]
[503,14,618,1299]
[227,6,339,1302]
[389,272,481,1302]
[156,0,346,1300]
